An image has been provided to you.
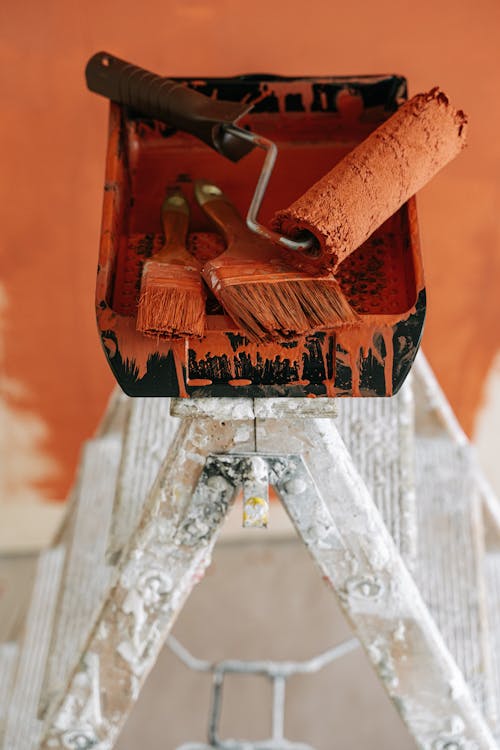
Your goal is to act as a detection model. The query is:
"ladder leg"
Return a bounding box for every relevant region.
[41,414,254,750]
[257,415,498,750]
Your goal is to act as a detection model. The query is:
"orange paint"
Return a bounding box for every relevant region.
[172,341,189,399]
[136,191,205,339]
[336,322,397,397]
[2,1,498,503]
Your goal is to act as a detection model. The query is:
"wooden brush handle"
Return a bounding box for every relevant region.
[194,180,252,246]
[195,180,295,278]
[153,192,196,265]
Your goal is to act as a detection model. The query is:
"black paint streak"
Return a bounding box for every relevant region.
[102,289,425,398]
[101,330,179,397]
[226,332,251,352]
[188,332,337,388]
[334,343,352,394]
[135,233,156,258]
[285,93,305,112]
[391,289,426,395]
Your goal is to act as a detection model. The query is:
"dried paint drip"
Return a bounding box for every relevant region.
[337,324,395,397]
[243,496,269,527]
[273,87,467,272]
[187,332,335,388]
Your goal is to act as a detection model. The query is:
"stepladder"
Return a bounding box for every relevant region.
[3,353,500,750]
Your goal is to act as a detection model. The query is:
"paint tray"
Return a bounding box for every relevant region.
[96,74,425,398]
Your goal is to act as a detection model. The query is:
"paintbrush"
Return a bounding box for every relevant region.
[195,180,358,342]
[136,190,206,339]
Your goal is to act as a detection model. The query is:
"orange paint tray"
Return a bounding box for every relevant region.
[96,74,425,398]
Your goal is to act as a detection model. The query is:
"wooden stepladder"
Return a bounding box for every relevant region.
[3,354,500,750]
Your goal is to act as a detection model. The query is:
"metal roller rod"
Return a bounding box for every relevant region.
[223,125,315,253]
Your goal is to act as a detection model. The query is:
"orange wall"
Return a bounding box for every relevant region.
[1,0,499,501]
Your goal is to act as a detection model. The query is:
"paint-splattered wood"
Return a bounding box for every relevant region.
[41,394,500,750]
[170,398,256,420]
[335,382,416,564]
[106,397,179,564]
[414,436,493,719]
[2,545,65,750]
[26,367,500,750]
[257,416,498,750]
[41,414,255,749]
[414,352,500,546]
[413,352,497,723]
[253,398,338,419]
[39,435,123,725]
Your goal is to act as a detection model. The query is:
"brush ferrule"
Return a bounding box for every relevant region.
[142,260,202,284]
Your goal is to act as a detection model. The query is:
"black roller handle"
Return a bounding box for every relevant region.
[85,52,255,162]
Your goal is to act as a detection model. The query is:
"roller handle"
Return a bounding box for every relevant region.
[85,52,254,162]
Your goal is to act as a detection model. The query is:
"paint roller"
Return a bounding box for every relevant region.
[273,88,468,272]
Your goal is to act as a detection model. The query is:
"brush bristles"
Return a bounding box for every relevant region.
[218,279,358,341]
[137,283,205,339]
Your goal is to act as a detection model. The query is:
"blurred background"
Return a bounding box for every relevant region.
[0,1,499,747]
[1,0,499,531]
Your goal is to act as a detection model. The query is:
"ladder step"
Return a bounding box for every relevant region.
[39,434,123,723]
[106,397,179,563]
[2,545,65,750]
[335,382,416,562]
[414,435,491,717]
